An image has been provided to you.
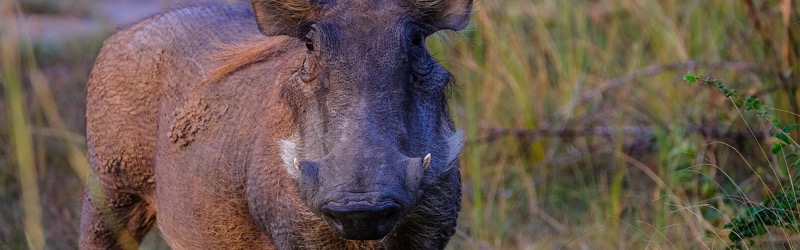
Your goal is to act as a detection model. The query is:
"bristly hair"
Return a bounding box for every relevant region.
[411,0,448,14]
[410,0,452,21]
[197,35,296,90]
[256,0,318,19]
[251,0,323,37]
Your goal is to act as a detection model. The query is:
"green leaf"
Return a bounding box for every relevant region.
[776,133,792,144]
[771,143,785,154]
[745,96,763,111]
[683,72,697,83]
[784,124,799,133]
[773,115,783,128]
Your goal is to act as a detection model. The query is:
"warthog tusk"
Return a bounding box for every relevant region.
[294,158,301,171]
[423,153,431,170]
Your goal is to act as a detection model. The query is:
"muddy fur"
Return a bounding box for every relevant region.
[81,0,471,249]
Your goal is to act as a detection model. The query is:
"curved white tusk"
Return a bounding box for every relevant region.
[294,158,301,171]
[422,153,431,170]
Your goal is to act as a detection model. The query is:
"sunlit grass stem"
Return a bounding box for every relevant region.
[2,1,44,249]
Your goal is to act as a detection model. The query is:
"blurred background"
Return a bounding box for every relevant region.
[1,0,799,249]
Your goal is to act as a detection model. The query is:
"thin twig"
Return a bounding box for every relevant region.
[454,228,494,250]
[471,125,766,145]
[29,126,86,144]
[557,61,760,119]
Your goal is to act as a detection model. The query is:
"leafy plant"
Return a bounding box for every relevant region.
[684,72,800,249]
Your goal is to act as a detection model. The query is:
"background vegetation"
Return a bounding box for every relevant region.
[1,0,798,249]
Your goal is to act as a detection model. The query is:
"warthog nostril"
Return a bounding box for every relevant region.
[321,203,402,240]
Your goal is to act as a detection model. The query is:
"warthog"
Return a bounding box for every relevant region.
[80,0,471,249]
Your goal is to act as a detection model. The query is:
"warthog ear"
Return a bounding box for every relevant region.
[250,0,324,38]
[413,0,473,31]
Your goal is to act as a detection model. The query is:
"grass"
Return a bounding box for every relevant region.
[2,2,44,249]
[2,0,98,248]
[683,72,800,249]
[1,0,799,249]
[430,0,799,248]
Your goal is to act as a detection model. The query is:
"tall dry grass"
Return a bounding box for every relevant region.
[430,0,799,248]
[2,1,44,249]
[1,0,93,248]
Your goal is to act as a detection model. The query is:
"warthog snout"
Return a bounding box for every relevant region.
[321,201,402,240]
[295,147,428,240]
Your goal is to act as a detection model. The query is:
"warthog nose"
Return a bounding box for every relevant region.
[321,203,402,240]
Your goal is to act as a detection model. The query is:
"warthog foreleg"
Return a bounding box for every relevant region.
[80,181,155,250]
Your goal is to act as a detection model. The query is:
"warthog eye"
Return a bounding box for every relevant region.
[303,33,315,52]
[305,40,314,51]
[411,32,425,47]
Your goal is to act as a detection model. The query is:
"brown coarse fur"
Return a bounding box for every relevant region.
[200,35,294,89]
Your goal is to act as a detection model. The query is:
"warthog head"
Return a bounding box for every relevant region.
[253,0,471,240]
